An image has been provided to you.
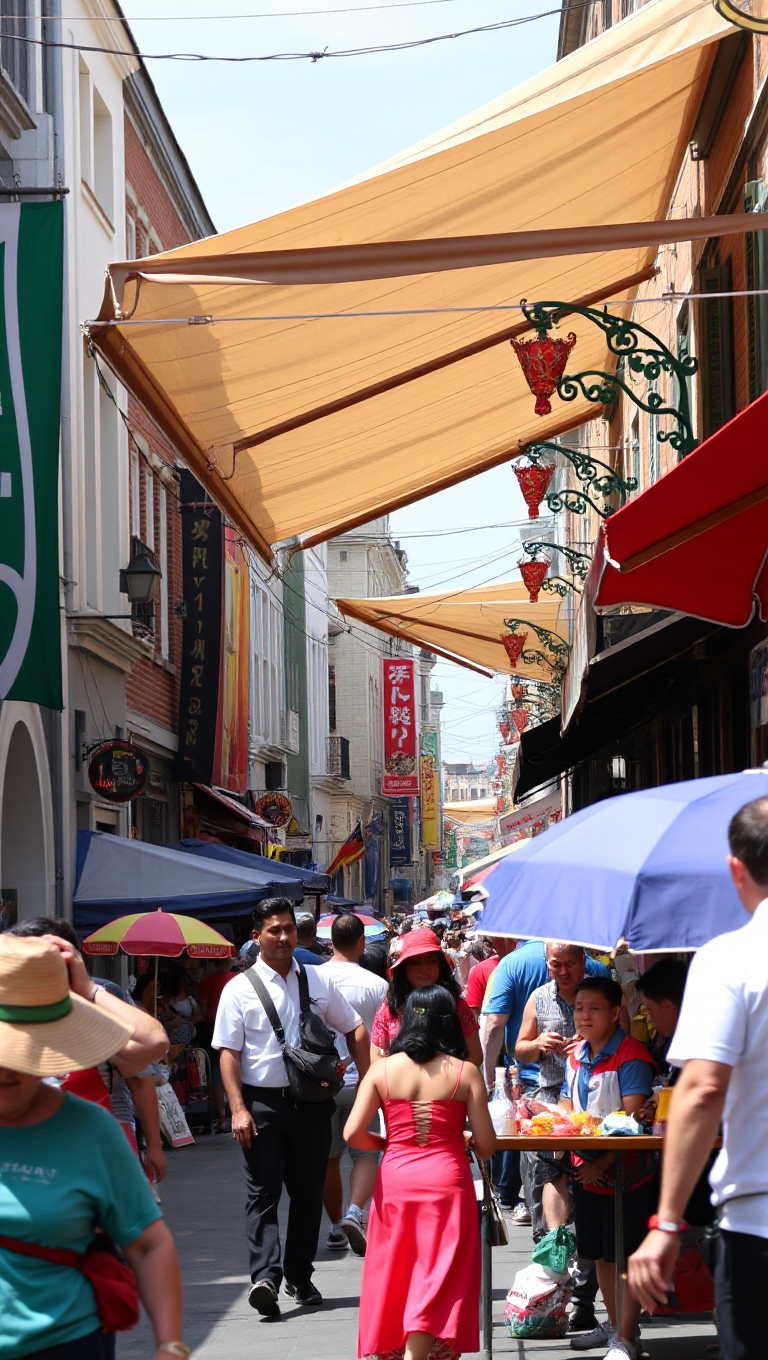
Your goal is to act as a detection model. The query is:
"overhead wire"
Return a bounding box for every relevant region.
[25,0,529,17]
[4,0,588,63]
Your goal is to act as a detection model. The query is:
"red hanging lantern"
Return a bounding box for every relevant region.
[511,330,577,416]
[511,707,529,734]
[513,462,556,519]
[499,721,509,740]
[502,631,527,668]
[518,557,551,603]
[511,682,526,703]
[495,754,505,778]
[496,796,504,815]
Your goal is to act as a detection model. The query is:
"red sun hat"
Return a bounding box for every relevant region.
[389,928,444,976]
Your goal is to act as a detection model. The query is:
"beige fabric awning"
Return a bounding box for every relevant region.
[336,581,569,682]
[90,0,732,563]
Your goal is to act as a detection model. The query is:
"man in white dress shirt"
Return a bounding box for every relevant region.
[629,796,768,1360]
[214,897,369,1317]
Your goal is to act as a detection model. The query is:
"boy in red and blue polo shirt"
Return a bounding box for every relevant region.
[560,976,656,1360]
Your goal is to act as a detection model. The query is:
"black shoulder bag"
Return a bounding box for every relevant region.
[245,964,343,1103]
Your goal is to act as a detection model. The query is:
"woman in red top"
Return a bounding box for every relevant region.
[370,930,482,1067]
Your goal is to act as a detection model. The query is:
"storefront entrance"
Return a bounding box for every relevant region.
[0,702,55,922]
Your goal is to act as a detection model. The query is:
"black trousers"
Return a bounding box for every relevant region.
[29,1332,105,1360]
[241,1084,333,1290]
[715,1228,768,1360]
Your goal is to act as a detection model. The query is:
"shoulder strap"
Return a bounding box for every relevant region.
[244,966,286,1048]
[296,962,311,1015]
[0,1234,82,1268]
[451,1060,465,1100]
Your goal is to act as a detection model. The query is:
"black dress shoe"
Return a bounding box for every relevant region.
[567,1304,599,1333]
[248,1279,281,1316]
[284,1279,323,1306]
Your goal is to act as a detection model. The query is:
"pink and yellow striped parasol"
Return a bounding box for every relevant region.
[82,909,235,959]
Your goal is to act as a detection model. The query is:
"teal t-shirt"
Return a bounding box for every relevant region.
[0,1093,162,1358]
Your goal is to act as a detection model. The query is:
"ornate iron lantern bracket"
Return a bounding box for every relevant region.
[502,616,571,682]
[518,301,698,460]
[520,539,591,596]
[519,440,637,520]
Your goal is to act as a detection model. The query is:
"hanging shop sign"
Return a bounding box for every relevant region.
[419,754,440,850]
[88,741,149,803]
[254,792,292,827]
[174,471,224,784]
[214,527,250,793]
[498,791,563,845]
[0,203,64,708]
[389,797,412,865]
[383,657,419,795]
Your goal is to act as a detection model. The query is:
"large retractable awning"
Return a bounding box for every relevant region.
[89,0,733,563]
[336,581,569,681]
[595,389,768,627]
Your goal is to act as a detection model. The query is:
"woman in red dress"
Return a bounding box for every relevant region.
[370,930,482,1067]
[346,984,495,1360]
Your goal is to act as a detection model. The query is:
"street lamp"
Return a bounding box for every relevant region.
[119,539,162,606]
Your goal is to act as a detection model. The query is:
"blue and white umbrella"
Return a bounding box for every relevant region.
[477,771,768,952]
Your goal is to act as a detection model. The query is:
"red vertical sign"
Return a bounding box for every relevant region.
[383,658,419,795]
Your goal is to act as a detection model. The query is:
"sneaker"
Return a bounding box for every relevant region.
[341,1207,367,1256]
[509,1202,532,1226]
[604,1342,637,1360]
[570,1322,614,1351]
[568,1304,600,1333]
[284,1279,323,1306]
[327,1225,349,1251]
[248,1279,280,1317]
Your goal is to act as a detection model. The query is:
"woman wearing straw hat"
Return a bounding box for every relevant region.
[0,935,186,1360]
[370,930,482,1067]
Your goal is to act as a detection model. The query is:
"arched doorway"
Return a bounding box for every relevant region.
[0,704,55,922]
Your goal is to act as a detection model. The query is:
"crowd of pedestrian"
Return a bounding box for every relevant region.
[4,796,768,1360]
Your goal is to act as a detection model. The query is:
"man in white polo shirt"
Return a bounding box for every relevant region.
[214,897,369,1318]
[628,796,768,1360]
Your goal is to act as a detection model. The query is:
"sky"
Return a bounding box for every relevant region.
[119,0,562,763]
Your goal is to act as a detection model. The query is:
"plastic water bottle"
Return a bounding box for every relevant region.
[507,1064,524,1102]
[489,1067,517,1136]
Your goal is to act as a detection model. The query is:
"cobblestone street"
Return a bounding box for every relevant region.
[118,1136,718,1360]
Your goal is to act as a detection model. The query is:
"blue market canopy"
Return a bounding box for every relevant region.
[477,771,768,953]
[174,838,328,895]
[73,831,293,931]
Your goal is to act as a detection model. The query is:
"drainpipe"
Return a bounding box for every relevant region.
[43,0,73,915]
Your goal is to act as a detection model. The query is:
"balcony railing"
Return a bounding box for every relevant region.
[327,735,351,780]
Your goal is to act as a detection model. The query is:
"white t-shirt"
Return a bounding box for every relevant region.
[321,960,387,1084]
[668,898,768,1238]
[212,956,360,1088]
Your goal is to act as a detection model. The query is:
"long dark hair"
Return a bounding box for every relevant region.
[386,950,460,1018]
[389,985,467,1063]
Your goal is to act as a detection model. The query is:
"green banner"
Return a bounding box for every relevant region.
[0,202,63,709]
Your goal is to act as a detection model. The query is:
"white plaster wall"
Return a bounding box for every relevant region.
[0,701,55,916]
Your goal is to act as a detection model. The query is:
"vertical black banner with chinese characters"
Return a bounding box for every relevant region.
[174,470,223,783]
[389,797,412,866]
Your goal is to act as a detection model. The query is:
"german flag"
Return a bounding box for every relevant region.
[325,821,366,877]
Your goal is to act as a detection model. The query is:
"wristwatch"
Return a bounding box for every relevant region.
[647,1215,687,1234]
[89,984,106,1003]
[156,1345,191,1360]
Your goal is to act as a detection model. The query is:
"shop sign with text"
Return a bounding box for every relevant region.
[383,657,418,795]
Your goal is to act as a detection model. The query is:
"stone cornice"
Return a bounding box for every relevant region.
[67,612,147,673]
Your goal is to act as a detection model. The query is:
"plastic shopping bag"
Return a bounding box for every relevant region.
[505,1263,570,1339]
[531,1226,577,1281]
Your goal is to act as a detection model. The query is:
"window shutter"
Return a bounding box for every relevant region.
[744,179,768,403]
[698,262,735,438]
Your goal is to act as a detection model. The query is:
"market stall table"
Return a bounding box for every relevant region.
[483,1136,675,1360]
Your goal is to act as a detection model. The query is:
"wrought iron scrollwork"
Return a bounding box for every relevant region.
[524,440,637,511]
[520,301,698,460]
[502,616,571,681]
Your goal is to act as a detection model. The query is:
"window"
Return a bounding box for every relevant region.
[93,88,113,220]
[698,262,735,437]
[1,1,30,103]
[159,484,169,659]
[144,467,155,552]
[79,59,92,187]
[630,413,640,491]
[126,213,137,260]
[328,664,337,732]
[479,787,487,798]
[460,788,467,801]
[130,446,140,539]
[470,788,478,800]
[450,787,458,801]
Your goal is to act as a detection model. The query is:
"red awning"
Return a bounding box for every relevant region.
[193,784,272,830]
[594,390,768,627]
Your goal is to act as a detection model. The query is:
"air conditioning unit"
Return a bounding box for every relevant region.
[281,709,300,753]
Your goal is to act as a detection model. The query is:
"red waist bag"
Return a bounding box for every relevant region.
[0,1228,141,1332]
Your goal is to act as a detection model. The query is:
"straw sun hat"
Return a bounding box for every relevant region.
[0,935,132,1077]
